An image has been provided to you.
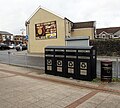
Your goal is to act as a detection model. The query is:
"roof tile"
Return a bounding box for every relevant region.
[96,27,120,34]
[72,21,95,29]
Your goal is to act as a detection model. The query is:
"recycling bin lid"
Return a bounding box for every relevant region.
[45,46,94,50]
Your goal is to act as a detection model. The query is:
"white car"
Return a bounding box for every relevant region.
[9,44,15,49]
[16,44,27,51]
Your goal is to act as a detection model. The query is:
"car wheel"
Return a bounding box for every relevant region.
[1,47,4,50]
[16,49,19,51]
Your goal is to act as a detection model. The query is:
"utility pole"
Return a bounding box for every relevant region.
[20,28,25,36]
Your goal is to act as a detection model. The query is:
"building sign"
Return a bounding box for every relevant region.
[35,21,57,39]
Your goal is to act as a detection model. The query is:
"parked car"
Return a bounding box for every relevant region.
[9,44,15,49]
[16,44,27,51]
[0,43,10,50]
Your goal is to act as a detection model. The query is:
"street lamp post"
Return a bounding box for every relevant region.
[20,28,25,36]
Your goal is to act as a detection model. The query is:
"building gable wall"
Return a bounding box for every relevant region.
[28,8,66,53]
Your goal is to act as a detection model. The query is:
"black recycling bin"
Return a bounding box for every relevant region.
[101,61,112,82]
[76,47,96,81]
[54,49,66,77]
[65,49,77,78]
[45,47,67,77]
[45,46,96,81]
[45,48,55,75]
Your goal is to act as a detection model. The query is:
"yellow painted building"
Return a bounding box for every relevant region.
[26,6,96,54]
[71,21,96,40]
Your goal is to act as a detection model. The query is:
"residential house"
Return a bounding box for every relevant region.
[25,6,96,54]
[0,31,13,44]
[14,35,27,45]
[96,27,120,39]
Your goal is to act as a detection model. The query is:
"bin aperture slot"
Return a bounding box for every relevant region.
[55,55,64,57]
[66,56,77,58]
[78,56,90,59]
[66,50,76,55]
[78,50,90,53]
[66,50,76,52]
[45,55,54,57]
[55,49,64,52]
[45,49,54,51]
[55,49,64,56]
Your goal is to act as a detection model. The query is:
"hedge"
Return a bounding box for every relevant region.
[90,39,120,56]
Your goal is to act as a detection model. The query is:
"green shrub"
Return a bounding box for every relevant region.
[90,39,120,56]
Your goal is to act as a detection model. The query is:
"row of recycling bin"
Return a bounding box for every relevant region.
[45,46,96,81]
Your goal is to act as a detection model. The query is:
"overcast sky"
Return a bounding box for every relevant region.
[0,0,120,34]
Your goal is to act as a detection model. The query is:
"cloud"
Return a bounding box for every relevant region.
[0,0,120,34]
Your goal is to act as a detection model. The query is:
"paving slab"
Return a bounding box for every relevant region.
[0,63,120,108]
[77,93,120,108]
[0,69,92,108]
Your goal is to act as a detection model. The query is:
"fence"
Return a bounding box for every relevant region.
[0,52,120,78]
[97,57,120,78]
[0,52,44,70]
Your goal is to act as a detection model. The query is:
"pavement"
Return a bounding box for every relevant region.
[0,63,120,108]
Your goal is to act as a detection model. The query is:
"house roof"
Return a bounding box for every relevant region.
[14,35,25,37]
[96,27,120,34]
[26,6,96,30]
[26,6,66,22]
[72,21,95,29]
[0,31,12,35]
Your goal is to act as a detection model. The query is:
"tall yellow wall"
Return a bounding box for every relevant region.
[28,8,65,54]
[71,28,95,39]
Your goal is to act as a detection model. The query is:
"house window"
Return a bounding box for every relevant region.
[35,21,57,40]
[96,35,99,38]
[114,35,118,37]
[2,35,5,40]
[9,36,11,39]
[102,34,106,38]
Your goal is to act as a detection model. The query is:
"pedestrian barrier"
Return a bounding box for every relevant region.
[45,46,97,81]
[0,50,120,78]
